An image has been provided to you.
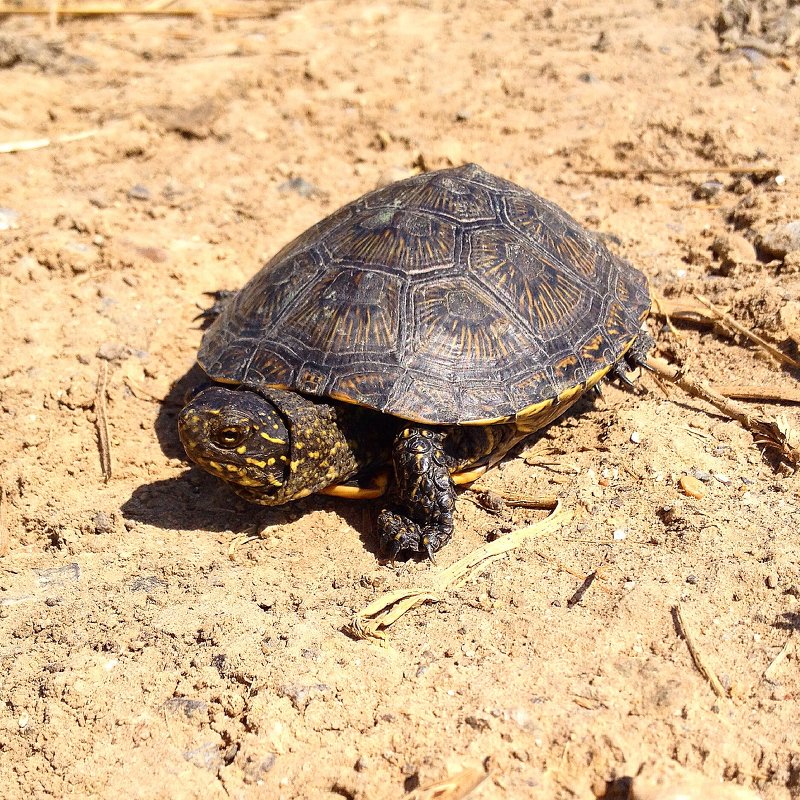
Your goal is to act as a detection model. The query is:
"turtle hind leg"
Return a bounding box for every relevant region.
[378,426,455,562]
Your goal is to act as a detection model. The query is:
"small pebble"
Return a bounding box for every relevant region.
[0,207,20,230]
[613,528,627,541]
[766,574,778,589]
[760,220,800,258]
[630,431,641,444]
[692,469,712,483]
[36,563,80,586]
[679,475,706,499]
[127,184,152,201]
[93,511,114,535]
[713,473,731,485]
[278,177,319,198]
[354,756,371,772]
[686,574,698,585]
[693,180,724,200]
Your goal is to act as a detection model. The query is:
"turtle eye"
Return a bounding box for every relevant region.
[215,425,249,449]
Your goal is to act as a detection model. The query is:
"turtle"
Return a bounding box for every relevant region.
[178,163,651,561]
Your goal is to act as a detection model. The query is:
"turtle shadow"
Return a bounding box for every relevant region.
[153,362,207,460]
[120,466,386,557]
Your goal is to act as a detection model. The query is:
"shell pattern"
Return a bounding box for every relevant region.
[199,163,650,424]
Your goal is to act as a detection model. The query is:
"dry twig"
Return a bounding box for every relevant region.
[406,767,487,800]
[347,503,571,641]
[674,603,728,699]
[94,361,112,482]
[764,635,794,683]
[0,127,108,155]
[647,356,800,467]
[693,293,800,369]
[575,164,779,178]
[465,487,559,513]
[0,3,291,17]
[712,385,800,404]
[0,485,8,557]
[652,294,800,370]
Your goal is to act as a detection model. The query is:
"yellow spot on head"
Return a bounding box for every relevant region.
[267,457,276,466]
[289,460,301,472]
[260,432,286,444]
[245,457,267,468]
[236,445,247,454]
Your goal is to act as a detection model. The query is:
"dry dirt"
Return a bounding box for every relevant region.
[1,1,800,798]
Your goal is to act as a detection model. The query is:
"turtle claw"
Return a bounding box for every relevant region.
[425,542,438,565]
[194,290,238,326]
[610,362,638,389]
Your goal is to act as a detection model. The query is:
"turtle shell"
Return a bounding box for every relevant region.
[198,163,650,425]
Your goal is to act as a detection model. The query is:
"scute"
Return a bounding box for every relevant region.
[199,164,651,425]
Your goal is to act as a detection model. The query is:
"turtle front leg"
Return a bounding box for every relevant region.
[378,426,455,562]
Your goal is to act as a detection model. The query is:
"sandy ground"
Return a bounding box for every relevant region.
[1,1,800,798]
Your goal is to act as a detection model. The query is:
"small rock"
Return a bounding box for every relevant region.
[766,573,779,589]
[242,752,276,784]
[36,563,80,586]
[183,742,224,771]
[679,475,706,499]
[127,184,151,201]
[0,207,20,230]
[162,697,208,718]
[354,755,371,772]
[693,180,723,200]
[692,469,712,483]
[465,715,490,731]
[278,177,320,198]
[778,301,800,344]
[130,575,167,593]
[630,431,641,444]
[92,511,114,535]
[613,528,627,541]
[278,683,331,711]
[759,220,800,258]
[710,233,756,270]
[96,342,134,362]
[686,574,698,585]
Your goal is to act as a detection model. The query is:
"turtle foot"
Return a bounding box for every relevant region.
[378,509,447,564]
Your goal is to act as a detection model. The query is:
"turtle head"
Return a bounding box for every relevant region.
[178,385,291,502]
